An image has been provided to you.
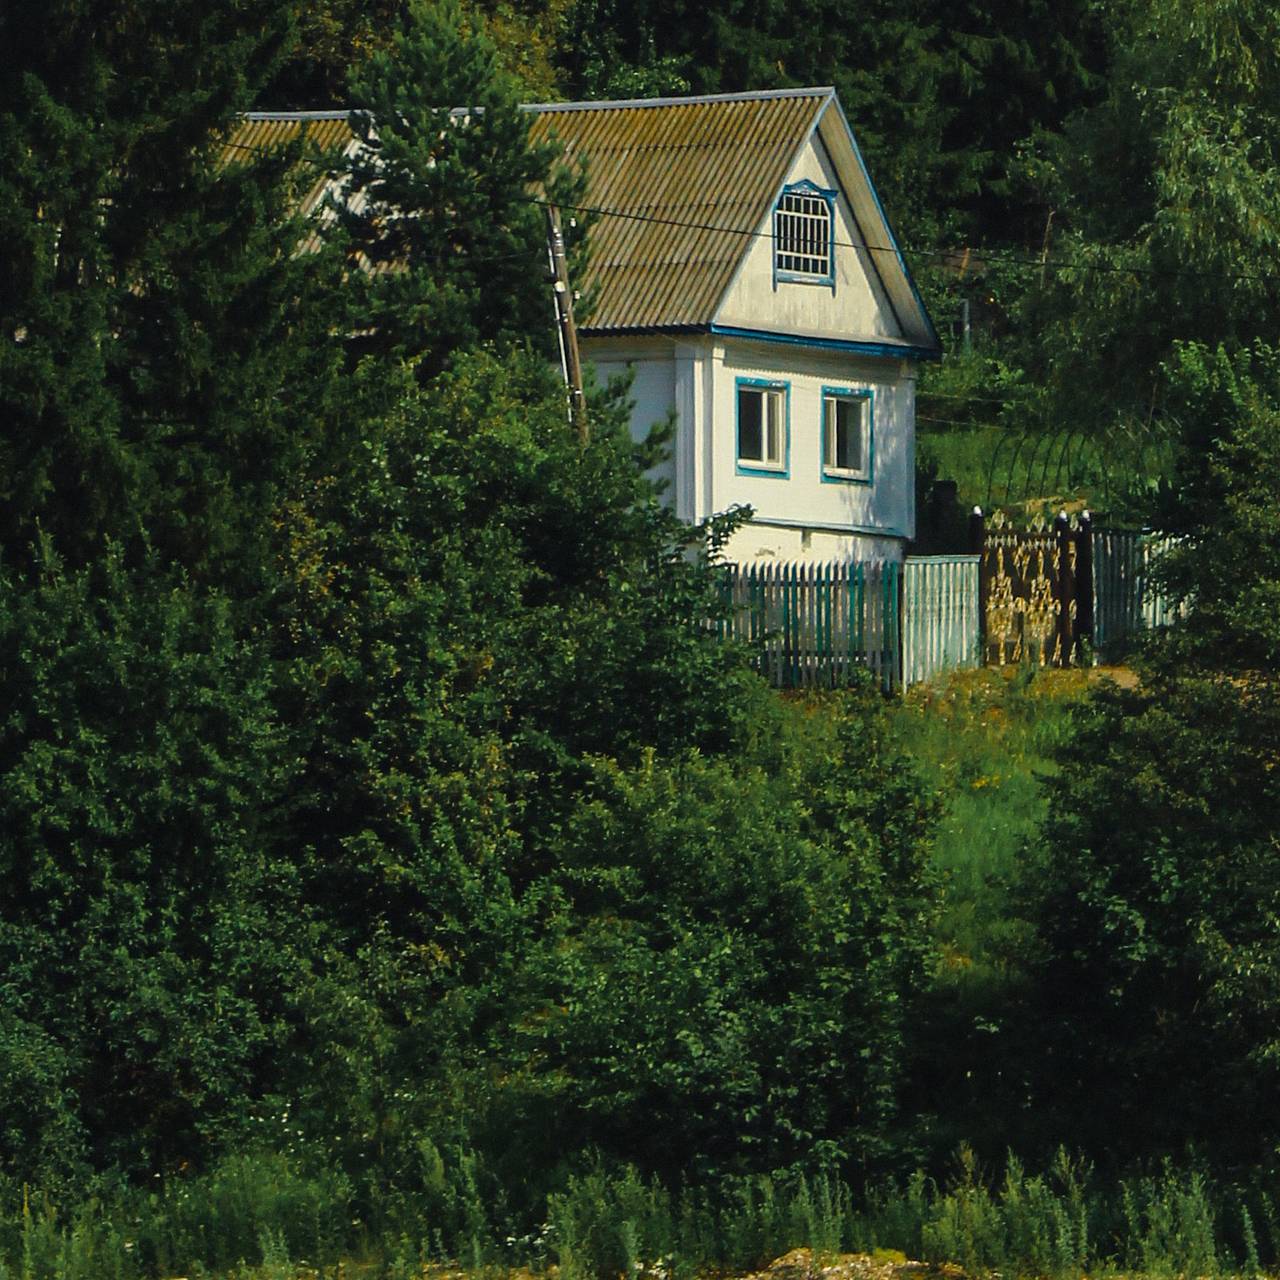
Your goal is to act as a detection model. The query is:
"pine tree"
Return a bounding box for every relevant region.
[336,0,580,377]
[0,0,336,586]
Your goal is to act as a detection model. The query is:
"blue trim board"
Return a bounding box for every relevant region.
[819,385,874,487]
[825,95,943,355]
[800,105,909,341]
[711,324,940,362]
[735,376,791,478]
[773,179,838,292]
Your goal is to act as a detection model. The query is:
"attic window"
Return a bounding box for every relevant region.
[774,181,835,282]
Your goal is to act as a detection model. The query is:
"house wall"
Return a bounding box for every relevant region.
[582,333,915,563]
[714,132,903,343]
[710,337,914,562]
[584,337,678,503]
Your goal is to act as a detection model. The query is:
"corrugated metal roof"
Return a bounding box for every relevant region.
[222,89,940,347]
[526,91,829,330]
[222,114,356,256]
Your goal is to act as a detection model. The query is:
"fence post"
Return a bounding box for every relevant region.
[890,558,902,691]
[969,506,986,663]
[1076,510,1094,659]
[1054,509,1073,667]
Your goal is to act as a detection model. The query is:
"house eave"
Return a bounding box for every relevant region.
[582,323,940,362]
[709,323,941,362]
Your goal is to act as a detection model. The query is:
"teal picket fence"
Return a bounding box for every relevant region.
[717,530,1186,690]
[902,555,981,685]
[719,560,902,690]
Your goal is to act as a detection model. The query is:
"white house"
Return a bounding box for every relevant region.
[235,87,940,562]
[525,88,941,563]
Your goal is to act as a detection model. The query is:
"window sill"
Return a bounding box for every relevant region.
[737,460,789,478]
[821,467,872,485]
[776,270,836,288]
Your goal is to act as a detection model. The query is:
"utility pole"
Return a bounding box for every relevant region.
[544,203,588,444]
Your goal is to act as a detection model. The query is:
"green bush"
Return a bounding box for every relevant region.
[0,549,296,1187]
[494,687,937,1187]
[1028,667,1280,1166]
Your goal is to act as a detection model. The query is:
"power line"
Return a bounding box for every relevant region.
[917,390,1027,405]
[221,132,1280,290]
[531,195,1280,288]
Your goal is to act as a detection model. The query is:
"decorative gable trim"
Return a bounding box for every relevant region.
[819,95,942,356]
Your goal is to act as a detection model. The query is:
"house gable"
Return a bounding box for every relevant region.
[712,125,906,348]
[524,89,831,332]
[524,89,938,357]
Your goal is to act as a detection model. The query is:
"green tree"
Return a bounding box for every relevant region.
[1012,0,1280,465]
[1029,668,1280,1168]
[0,1,340,586]
[0,549,299,1185]
[1155,342,1280,670]
[1024,346,1280,1168]
[265,348,754,1172]
[494,691,938,1186]
[0,0,349,1185]
[337,0,580,376]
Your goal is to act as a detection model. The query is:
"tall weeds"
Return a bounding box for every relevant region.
[547,1154,1276,1280]
[0,1151,1275,1278]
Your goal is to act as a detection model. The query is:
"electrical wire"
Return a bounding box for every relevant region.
[917,390,1027,405]
[221,131,1280,289]
[527,196,1280,288]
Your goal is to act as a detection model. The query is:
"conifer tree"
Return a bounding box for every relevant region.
[0,0,335,585]
[337,0,580,377]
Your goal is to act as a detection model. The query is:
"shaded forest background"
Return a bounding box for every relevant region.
[3,0,1280,1275]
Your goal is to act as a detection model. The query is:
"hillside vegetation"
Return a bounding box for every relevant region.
[4,1,1280,1277]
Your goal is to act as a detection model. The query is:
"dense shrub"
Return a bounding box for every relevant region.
[1024,345,1280,1171]
[485,688,938,1188]
[0,549,297,1186]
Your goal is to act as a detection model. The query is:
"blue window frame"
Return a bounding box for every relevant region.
[820,386,874,485]
[735,377,790,477]
[774,179,837,288]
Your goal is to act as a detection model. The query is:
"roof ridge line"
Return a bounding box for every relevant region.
[522,87,834,112]
[243,110,351,120]
[244,88,836,121]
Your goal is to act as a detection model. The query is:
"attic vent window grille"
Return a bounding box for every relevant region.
[775,184,834,280]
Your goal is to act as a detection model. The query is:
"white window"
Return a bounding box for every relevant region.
[775,185,833,279]
[823,391,871,481]
[737,382,787,471]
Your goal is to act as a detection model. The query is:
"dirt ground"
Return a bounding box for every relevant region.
[741,1248,959,1280]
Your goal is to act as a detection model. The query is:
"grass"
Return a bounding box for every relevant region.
[890,663,1094,986]
[913,347,1175,522]
[917,424,1164,521]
